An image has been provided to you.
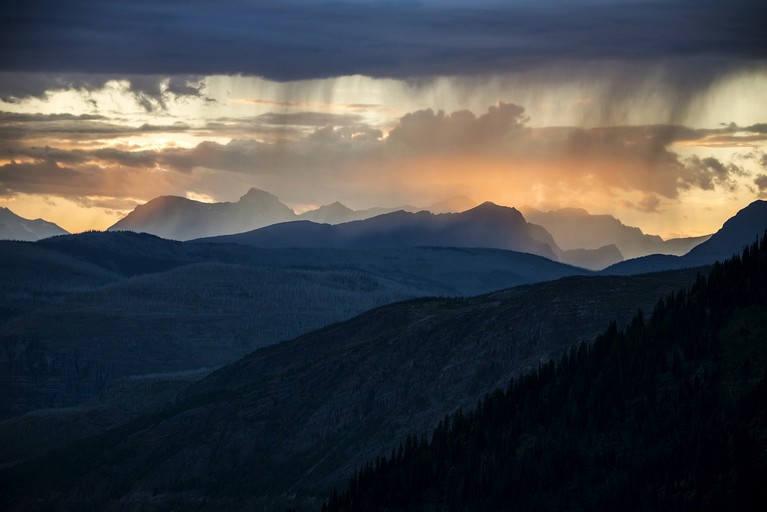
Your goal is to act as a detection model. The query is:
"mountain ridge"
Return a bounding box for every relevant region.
[107,188,296,240]
[522,205,709,259]
[108,188,474,241]
[196,201,564,262]
[0,207,69,241]
[603,199,767,275]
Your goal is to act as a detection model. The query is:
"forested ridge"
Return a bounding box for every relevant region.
[322,236,767,512]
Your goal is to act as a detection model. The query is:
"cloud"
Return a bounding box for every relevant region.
[0,160,85,196]
[0,146,158,168]
[0,112,107,123]
[0,110,192,142]
[237,98,386,113]
[156,140,266,174]
[0,1,763,82]
[623,193,663,214]
[0,157,179,200]
[387,102,527,151]
[126,76,210,111]
[0,102,756,211]
[257,112,366,127]
[0,73,208,111]
[681,156,746,193]
[755,174,767,198]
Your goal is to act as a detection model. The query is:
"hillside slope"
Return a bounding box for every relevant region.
[0,267,703,511]
[323,236,767,512]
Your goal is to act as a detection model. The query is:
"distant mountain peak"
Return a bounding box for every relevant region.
[109,188,296,240]
[465,201,523,218]
[145,194,192,206]
[321,201,353,212]
[522,205,707,259]
[556,207,591,216]
[238,187,281,203]
[470,201,508,211]
[0,206,69,241]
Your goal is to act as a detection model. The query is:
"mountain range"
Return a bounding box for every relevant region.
[603,200,767,275]
[198,201,639,270]
[0,207,68,241]
[0,199,765,510]
[199,202,561,260]
[107,188,297,241]
[107,188,477,242]
[105,188,709,270]
[521,206,710,259]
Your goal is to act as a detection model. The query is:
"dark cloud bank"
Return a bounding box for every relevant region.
[1,1,765,83]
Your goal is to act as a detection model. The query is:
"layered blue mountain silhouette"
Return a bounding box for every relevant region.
[197,202,564,261]
[107,188,728,270]
[109,188,431,241]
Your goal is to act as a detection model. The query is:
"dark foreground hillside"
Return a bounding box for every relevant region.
[323,236,767,512]
[0,269,702,511]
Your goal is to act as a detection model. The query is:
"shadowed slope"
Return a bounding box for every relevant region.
[0,267,703,511]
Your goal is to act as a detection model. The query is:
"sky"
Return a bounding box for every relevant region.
[1,0,766,238]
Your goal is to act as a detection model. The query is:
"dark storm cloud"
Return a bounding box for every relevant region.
[0,1,764,82]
